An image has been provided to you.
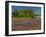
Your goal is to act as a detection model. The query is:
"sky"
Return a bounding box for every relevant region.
[12,6,41,15]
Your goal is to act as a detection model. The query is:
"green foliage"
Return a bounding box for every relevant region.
[12,9,36,18]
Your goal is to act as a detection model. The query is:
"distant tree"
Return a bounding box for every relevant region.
[12,9,36,18]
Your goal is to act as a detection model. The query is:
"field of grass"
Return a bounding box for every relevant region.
[12,16,41,31]
[12,9,41,31]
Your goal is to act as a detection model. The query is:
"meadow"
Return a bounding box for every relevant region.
[12,9,41,31]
